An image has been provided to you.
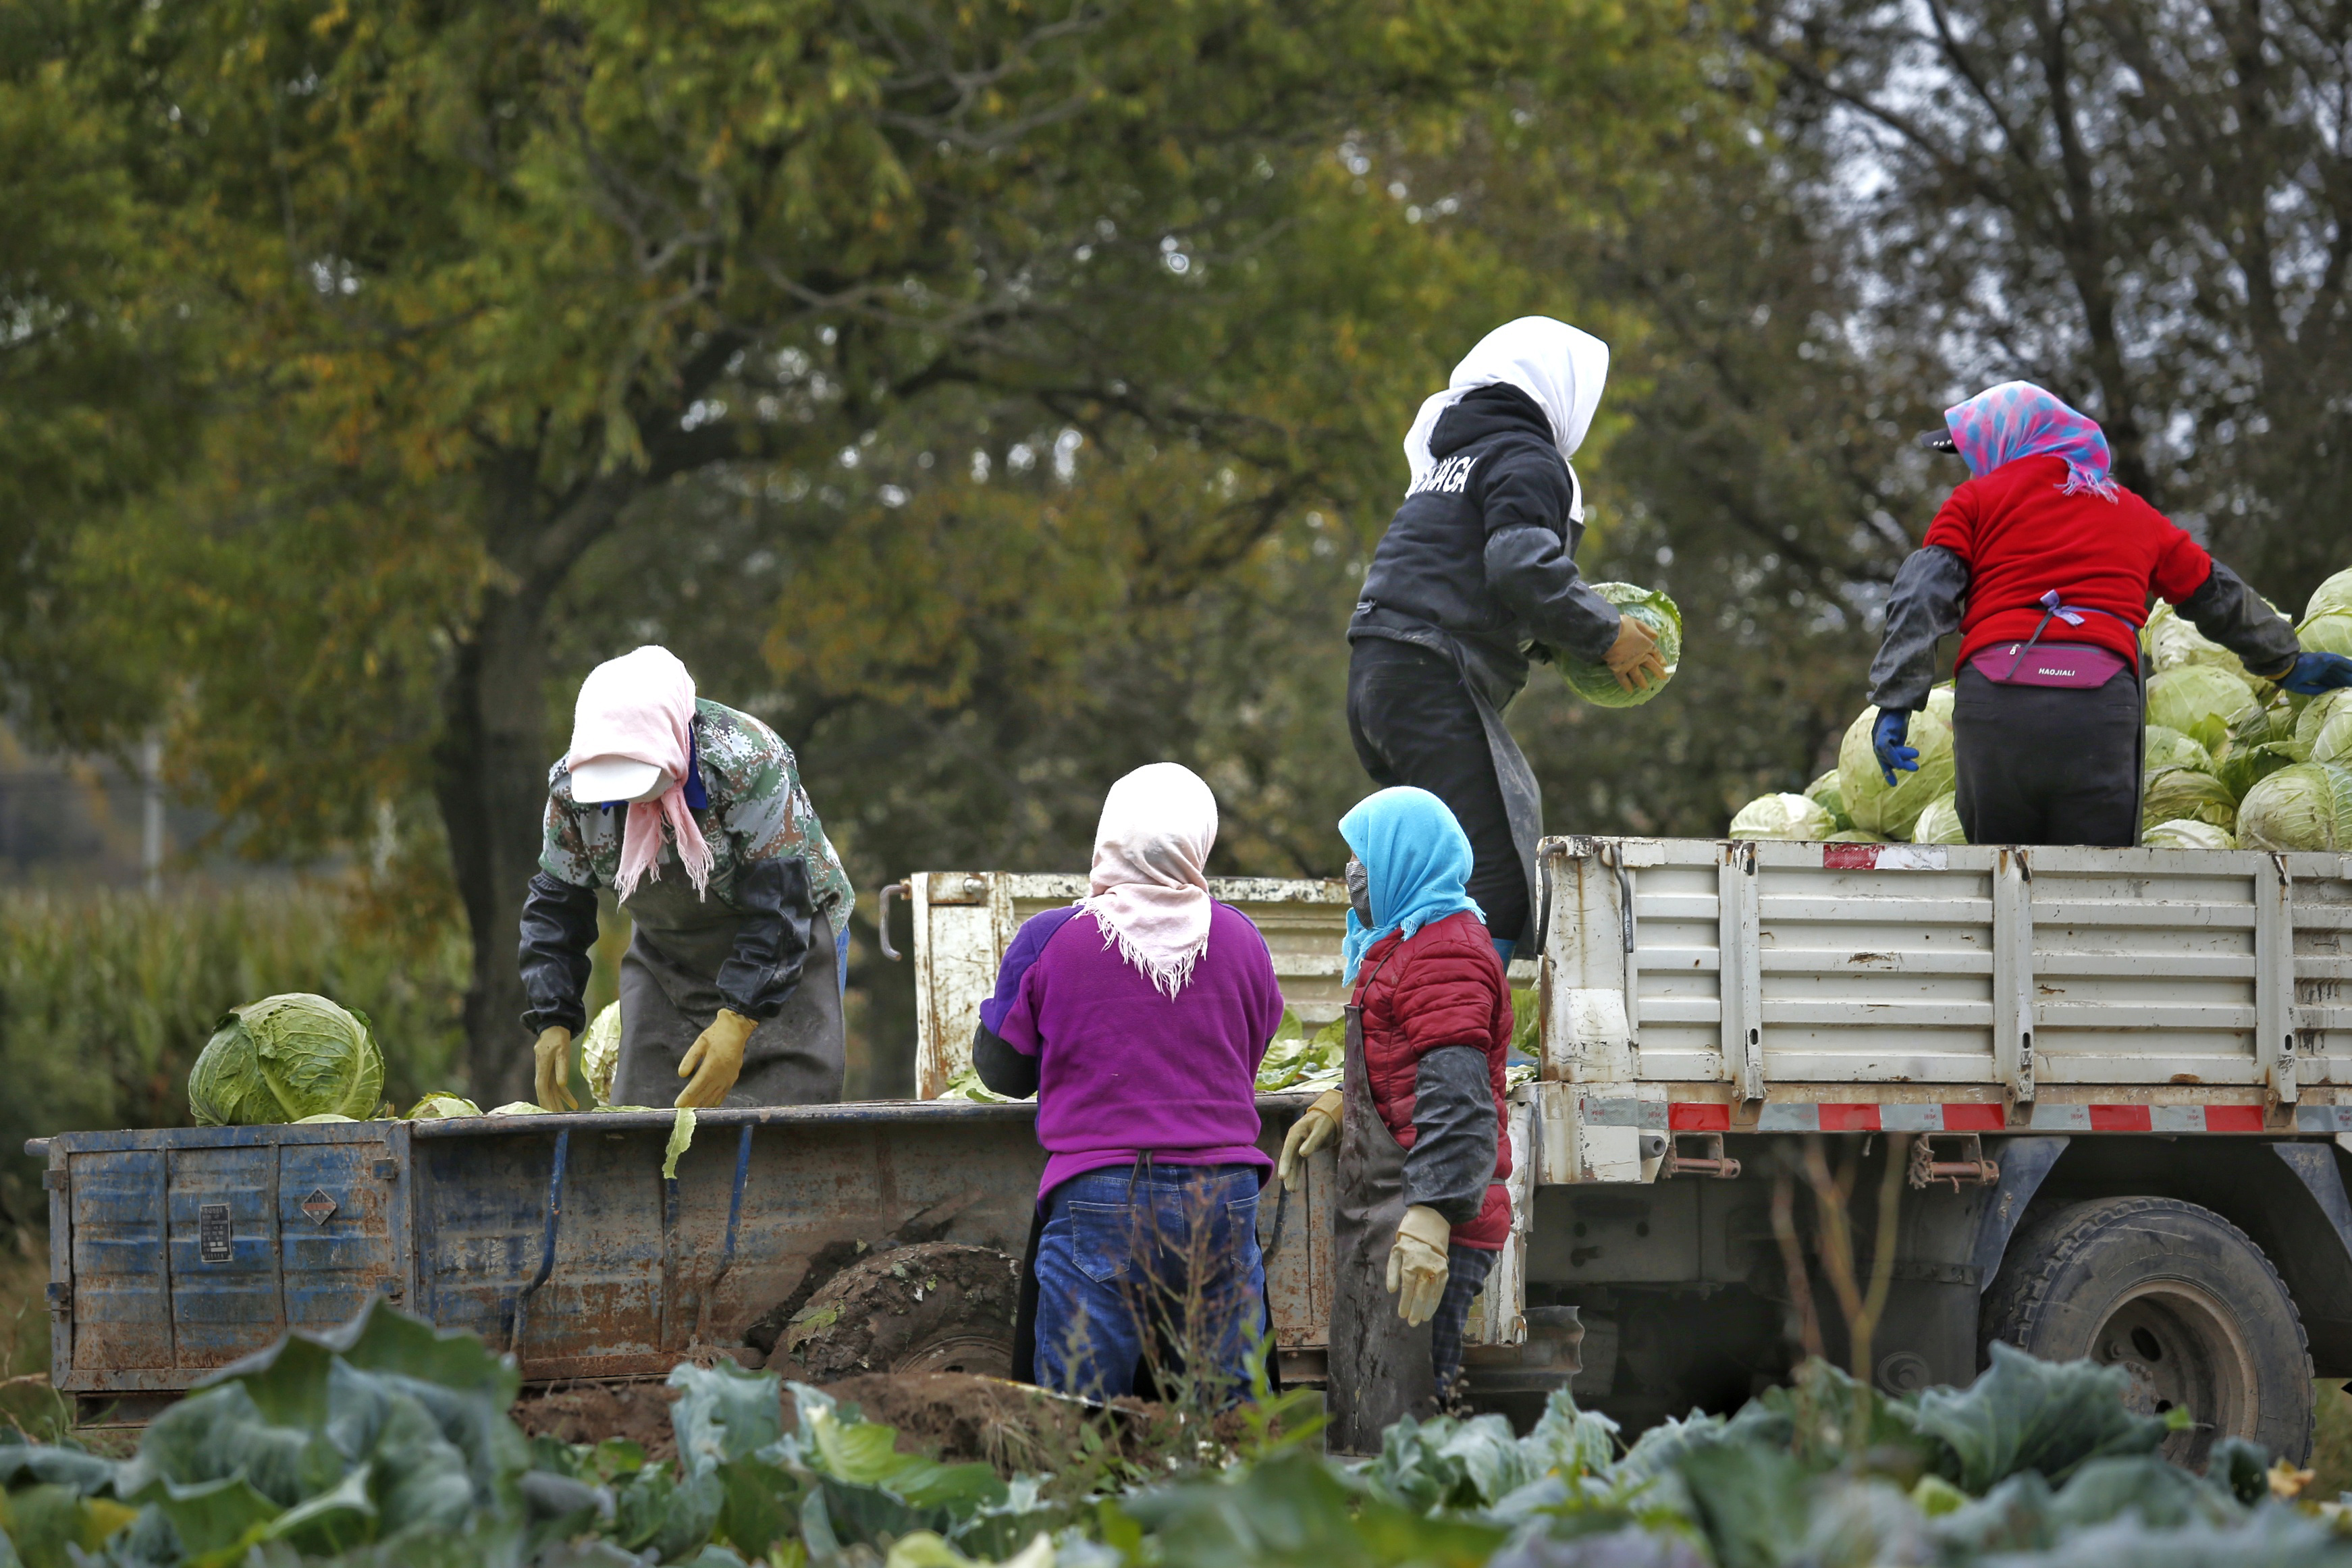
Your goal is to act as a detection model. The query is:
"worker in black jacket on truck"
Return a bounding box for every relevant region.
[1348,317,1667,961]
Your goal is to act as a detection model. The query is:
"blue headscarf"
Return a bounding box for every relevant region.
[1338,787,1485,984]
[1944,381,2119,502]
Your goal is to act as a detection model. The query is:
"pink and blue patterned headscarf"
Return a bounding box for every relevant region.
[1944,381,2119,502]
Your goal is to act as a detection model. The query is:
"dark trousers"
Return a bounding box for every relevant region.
[1346,637,1530,946]
[1952,665,2142,848]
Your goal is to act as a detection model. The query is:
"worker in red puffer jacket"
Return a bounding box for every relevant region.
[1277,786,1514,1449]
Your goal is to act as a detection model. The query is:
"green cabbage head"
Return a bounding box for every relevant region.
[2142,725,2215,778]
[2299,612,2352,659]
[190,993,385,1127]
[2305,568,2352,624]
[1911,793,1968,844]
[1730,792,1835,840]
[2144,819,2236,850]
[1802,769,1852,831]
[2237,763,2352,851]
[2141,768,2237,834]
[2299,690,2352,766]
[2144,600,2276,688]
[2145,666,2255,747]
[1559,583,1682,708]
[1838,686,1957,841]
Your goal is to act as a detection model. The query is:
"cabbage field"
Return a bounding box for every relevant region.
[5,1301,2351,1567]
[1729,566,2352,850]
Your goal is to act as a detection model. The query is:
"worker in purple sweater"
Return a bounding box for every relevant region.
[971,763,1285,1403]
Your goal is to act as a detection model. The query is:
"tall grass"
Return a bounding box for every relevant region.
[0,884,466,1239]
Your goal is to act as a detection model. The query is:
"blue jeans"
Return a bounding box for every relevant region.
[1032,1162,1266,1403]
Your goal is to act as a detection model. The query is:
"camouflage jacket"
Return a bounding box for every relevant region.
[539,700,853,936]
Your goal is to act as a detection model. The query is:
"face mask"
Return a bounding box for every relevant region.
[1345,857,1372,927]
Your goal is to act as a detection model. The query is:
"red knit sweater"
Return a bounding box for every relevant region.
[1922,454,2215,672]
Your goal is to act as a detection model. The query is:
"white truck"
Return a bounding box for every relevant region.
[895,835,2352,1465]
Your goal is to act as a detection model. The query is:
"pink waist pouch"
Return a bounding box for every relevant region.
[1969,640,2132,688]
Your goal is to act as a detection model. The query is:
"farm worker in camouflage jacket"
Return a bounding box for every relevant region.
[519,646,856,1111]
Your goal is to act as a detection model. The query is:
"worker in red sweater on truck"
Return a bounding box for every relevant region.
[1868,381,2352,846]
[1277,786,1514,1452]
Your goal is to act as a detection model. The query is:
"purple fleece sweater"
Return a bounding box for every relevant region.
[981,902,1284,1199]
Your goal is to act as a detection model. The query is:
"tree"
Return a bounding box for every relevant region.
[1755,0,2352,605]
[21,0,1728,1096]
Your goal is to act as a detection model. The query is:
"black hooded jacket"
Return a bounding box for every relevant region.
[1348,383,1622,691]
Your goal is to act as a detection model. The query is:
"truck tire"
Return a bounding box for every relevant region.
[772,1241,1020,1383]
[1980,1196,2313,1466]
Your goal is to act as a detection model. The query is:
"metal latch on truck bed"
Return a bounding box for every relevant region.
[1665,1132,1740,1179]
[1908,1133,2000,1189]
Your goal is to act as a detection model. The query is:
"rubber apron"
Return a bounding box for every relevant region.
[1365,625,1542,950]
[610,871,845,1108]
[1326,960,1440,1455]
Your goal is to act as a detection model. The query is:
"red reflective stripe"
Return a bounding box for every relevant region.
[1822,844,1882,870]
[1817,1104,1880,1131]
[2204,1105,2264,1133]
[1669,1102,1730,1131]
[1943,1103,2006,1131]
[2088,1104,2151,1132]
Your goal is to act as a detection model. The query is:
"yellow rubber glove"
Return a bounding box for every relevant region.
[533,1027,578,1113]
[1386,1204,1452,1326]
[1603,613,1669,693]
[676,1008,757,1108]
[1277,1089,1344,1191]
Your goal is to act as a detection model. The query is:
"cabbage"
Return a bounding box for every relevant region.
[1837,686,1957,841]
[2144,819,2237,850]
[2305,568,2352,624]
[1911,793,1967,844]
[405,1093,482,1119]
[581,1000,622,1108]
[2236,762,2352,851]
[2302,690,2352,765]
[2299,612,2352,659]
[189,993,385,1127]
[2217,740,2301,803]
[1560,583,1682,708]
[1825,830,1886,843]
[2145,666,2256,745]
[2144,599,2273,686]
[2140,768,2237,833]
[1730,792,1836,840]
[2142,725,2215,778]
[1804,769,1852,831]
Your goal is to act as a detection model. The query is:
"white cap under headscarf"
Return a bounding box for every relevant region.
[1402,317,1611,521]
[1074,763,1219,999]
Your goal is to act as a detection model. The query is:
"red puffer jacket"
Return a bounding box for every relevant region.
[1352,909,1514,1249]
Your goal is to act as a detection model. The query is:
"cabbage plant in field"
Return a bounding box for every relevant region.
[1559,583,1681,708]
[2236,763,2352,851]
[188,993,385,1126]
[1838,687,1956,841]
[2145,819,2237,850]
[1730,792,1835,840]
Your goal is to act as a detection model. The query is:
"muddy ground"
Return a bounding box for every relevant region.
[510,1366,1264,1474]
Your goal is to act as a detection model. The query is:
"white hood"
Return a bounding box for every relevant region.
[1402,317,1610,521]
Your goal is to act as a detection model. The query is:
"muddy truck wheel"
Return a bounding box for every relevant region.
[1981,1195,2314,1467]
[772,1241,1021,1382]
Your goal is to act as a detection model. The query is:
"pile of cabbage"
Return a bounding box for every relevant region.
[1728,566,2352,850]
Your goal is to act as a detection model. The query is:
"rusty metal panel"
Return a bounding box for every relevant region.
[1258,1095,1333,1350]
[65,1148,170,1376]
[165,1142,285,1368]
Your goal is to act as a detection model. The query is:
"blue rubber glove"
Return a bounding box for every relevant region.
[1872,708,1919,787]
[2280,651,2352,696]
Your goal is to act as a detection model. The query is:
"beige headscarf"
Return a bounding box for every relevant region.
[1075,763,1219,998]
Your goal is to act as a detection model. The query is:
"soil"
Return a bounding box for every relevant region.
[512,1379,683,1465]
[811,1372,1094,1470]
[768,1241,1021,1384]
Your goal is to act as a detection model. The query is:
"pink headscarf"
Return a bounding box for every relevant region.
[1076,763,1218,998]
[565,647,714,902]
